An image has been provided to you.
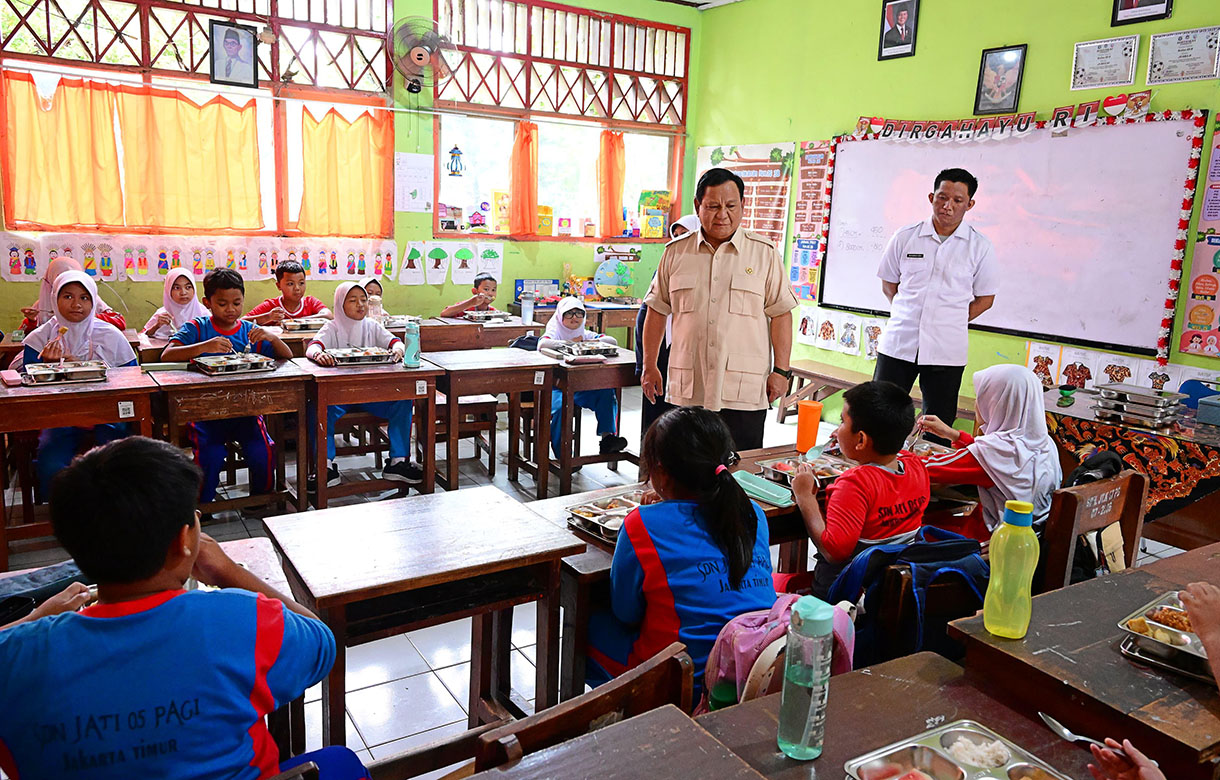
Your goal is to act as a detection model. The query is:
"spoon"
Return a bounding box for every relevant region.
[1038,712,1139,763]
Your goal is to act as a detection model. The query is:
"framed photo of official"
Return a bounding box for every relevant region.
[877,0,919,61]
[974,44,1027,116]
[1111,0,1173,27]
[209,20,258,89]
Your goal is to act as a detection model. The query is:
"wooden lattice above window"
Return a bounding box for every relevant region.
[434,0,688,130]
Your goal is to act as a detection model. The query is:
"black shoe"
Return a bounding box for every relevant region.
[599,435,628,455]
[306,464,342,491]
[384,460,424,484]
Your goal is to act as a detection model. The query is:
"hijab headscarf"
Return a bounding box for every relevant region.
[669,214,701,239]
[160,268,209,334]
[311,281,390,350]
[968,364,1062,529]
[544,297,597,342]
[33,257,116,327]
[23,270,135,367]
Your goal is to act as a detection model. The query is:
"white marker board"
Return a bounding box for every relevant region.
[819,119,1198,354]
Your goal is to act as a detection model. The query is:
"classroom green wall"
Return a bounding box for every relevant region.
[692,0,1220,410]
[0,0,701,336]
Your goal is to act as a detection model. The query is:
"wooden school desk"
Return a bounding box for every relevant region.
[0,366,157,570]
[290,358,441,508]
[432,315,537,348]
[546,348,641,495]
[467,704,765,780]
[584,301,640,349]
[420,319,483,351]
[696,652,1093,780]
[949,542,1220,780]
[263,486,584,745]
[423,348,558,499]
[150,360,308,515]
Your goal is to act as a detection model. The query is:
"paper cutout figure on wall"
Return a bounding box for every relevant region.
[455,247,474,269]
[192,250,203,275]
[300,250,310,274]
[358,252,366,276]
[864,324,882,359]
[239,250,248,271]
[24,248,36,276]
[82,244,97,276]
[373,252,383,277]
[329,251,338,275]
[99,244,114,278]
[347,252,356,275]
[839,322,858,352]
[8,247,18,276]
[270,251,279,272]
[1062,362,1092,389]
[1033,355,1055,387]
[429,248,446,269]
[259,251,269,275]
[405,246,421,269]
[1103,364,1133,384]
[1148,370,1170,390]
[205,249,215,270]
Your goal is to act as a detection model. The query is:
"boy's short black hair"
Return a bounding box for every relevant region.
[934,168,979,198]
[473,272,497,288]
[842,381,915,455]
[274,260,305,281]
[50,437,203,584]
[203,268,245,298]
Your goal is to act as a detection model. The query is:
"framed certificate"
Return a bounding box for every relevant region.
[1147,26,1220,84]
[1071,35,1138,90]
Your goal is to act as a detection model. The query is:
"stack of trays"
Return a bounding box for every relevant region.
[1118,591,1214,686]
[281,318,329,332]
[846,720,1070,779]
[23,360,108,385]
[1092,383,1185,430]
[192,354,277,375]
[757,454,851,488]
[566,489,644,541]
[463,310,512,323]
[324,347,397,366]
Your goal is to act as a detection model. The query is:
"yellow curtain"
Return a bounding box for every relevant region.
[597,130,626,238]
[509,121,538,236]
[116,87,262,230]
[3,71,123,228]
[298,108,391,236]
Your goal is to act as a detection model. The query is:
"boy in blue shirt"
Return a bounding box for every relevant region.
[163,269,293,504]
[0,437,343,779]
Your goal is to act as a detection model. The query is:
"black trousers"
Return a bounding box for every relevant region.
[717,408,767,452]
[873,353,965,428]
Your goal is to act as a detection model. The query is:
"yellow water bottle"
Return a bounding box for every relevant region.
[983,500,1039,639]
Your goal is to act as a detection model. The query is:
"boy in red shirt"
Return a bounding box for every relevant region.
[245,260,332,324]
[791,381,930,599]
[439,273,497,317]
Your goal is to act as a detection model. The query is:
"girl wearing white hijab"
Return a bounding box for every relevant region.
[22,270,137,493]
[921,363,1062,536]
[143,268,210,340]
[20,257,126,333]
[669,213,701,239]
[305,282,419,487]
[540,296,627,457]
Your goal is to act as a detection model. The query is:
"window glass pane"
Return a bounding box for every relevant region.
[537,121,599,230]
[622,132,671,220]
[438,113,514,232]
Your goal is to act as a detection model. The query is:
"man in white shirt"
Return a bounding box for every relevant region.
[875,168,998,436]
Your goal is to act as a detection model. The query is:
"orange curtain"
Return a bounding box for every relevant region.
[298,108,391,236]
[509,121,538,236]
[2,71,123,228]
[597,130,626,238]
[116,87,261,230]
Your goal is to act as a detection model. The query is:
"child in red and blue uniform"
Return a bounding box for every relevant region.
[586,407,776,701]
[0,437,367,780]
[162,269,293,504]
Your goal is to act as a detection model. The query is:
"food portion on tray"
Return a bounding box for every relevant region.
[556,341,619,358]
[566,489,645,541]
[848,720,1069,780]
[463,309,512,323]
[191,354,278,375]
[908,440,953,458]
[23,360,108,385]
[1120,592,1207,662]
[280,318,329,332]
[757,454,851,488]
[323,347,398,365]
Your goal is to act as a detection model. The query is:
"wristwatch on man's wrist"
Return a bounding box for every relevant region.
[772,366,793,380]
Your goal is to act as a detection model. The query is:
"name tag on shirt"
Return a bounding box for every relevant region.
[906,253,925,259]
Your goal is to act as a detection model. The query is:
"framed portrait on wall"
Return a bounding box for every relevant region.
[877,0,919,60]
[1111,0,1173,27]
[209,20,258,89]
[974,44,1027,115]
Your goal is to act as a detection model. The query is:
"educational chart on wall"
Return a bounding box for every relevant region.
[790,140,833,302]
[394,152,433,213]
[695,142,794,250]
[1181,116,1220,360]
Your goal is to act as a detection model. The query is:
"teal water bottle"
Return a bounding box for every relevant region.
[402,321,421,368]
[777,596,834,760]
[984,500,1040,639]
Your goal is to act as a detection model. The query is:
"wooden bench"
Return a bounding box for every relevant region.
[777,358,976,424]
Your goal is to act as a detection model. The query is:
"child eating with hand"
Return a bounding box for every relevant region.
[162,269,293,504]
[143,268,208,340]
[245,260,332,325]
[22,270,137,494]
[439,272,498,317]
[306,282,423,487]
[790,381,929,599]
[539,297,627,456]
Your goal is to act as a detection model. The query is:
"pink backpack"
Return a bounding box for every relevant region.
[697,593,855,714]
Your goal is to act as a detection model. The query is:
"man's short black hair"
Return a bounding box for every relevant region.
[274,260,305,281]
[696,167,745,201]
[934,168,978,198]
[842,381,916,455]
[203,268,244,298]
[473,272,497,288]
[50,437,203,584]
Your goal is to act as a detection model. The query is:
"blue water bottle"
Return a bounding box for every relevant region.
[777,596,834,760]
[402,321,421,368]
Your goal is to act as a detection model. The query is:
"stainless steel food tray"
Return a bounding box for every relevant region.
[1093,409,1179,430]
[757,455,849,487]
[191,355,278,375]
[566,489,644,541]
[1094,397,1181,418]
[1118,636,1216,687]
[1118,591,1208,661]
[463,310,511,322]
[281,318,328,332]
[1095,383,1187,408]
[909,440,953,458]
[845,719,1070,780]
[382,315,421,328]
[558,342,619,357]
[23,360,108,385]
[324,348,397,365]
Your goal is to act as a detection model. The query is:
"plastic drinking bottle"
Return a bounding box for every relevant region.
[521,290,536,325]
[983,499,1040,639]
[777,596,834,760]
[402,321,421,369]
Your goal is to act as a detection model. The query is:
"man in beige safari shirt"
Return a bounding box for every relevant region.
[641,167,798,450]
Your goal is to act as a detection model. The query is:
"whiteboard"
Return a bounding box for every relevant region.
[819,120,1198,354]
